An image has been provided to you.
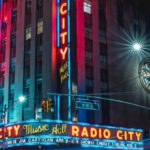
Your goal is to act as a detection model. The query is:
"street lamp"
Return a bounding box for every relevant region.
[18,96,26,102]
[1,96,26,150]
[132,42,142,51]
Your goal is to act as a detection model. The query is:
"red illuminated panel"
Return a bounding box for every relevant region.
[70,125,142,141]
[5,124,21,138]
[60,2,67,15]
[0,124,21,139]
[58,1,68,61]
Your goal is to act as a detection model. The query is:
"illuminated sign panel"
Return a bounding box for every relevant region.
[56,0,71,120]
[57,0,71,84]
[59,1,68,60]
[0,120,143,149]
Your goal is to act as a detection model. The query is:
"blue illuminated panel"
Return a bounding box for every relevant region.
[56,0,71,120]
[0,120,143,149]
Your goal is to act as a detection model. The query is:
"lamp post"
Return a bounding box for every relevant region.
[1,96,26,150]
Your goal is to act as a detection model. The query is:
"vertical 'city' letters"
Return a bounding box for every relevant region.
[59,2,68,60]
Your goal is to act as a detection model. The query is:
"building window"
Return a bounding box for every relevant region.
[99,30,106,43]
[24,39,31,53]
[11,33,16,48]
[10,33,16,58]
[1,39,6,52]
[11,9,17,22]
[84,0,91,14]
[84,13,92,28]
[11,9,17,33]
[84,27,92,39]
[36,34,43,51]
[86,78,93,93]
[9,70,15,84]
[36,52,42,76]
[86,78,93,87]
[0,52,4,63]
[0,93,4,113]
[37,0,43,19]
[24,66,30,80]
[25,0,32,26]
[100,69,108,92]
[35,33,43,78]
[25,0,32,14]
[10,58,15,71]
[23,86,30,108]
[8,90,14,122]
[99,0,106,31]
[86,65,93,78]
[101,81,108,92]
[0,40,6,63]
[1,21,7,39]
[12,0,17,9]
[100,43,107,55]
[36,62,42,75]
[24,53,30,79]
[85,51,92,60]
[0,76,4,88]
[37,20,43,35]
[25,27,31,40]
[100,69,108,82]
[35,81,42,108]
[100,55,107,65]
[85,38,92,51]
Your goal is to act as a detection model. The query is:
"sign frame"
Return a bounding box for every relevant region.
[0,120,143,149]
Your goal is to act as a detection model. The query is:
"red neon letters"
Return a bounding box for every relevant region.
[0,124,21,139]
[59,2,68,60]
[70,125,142,141]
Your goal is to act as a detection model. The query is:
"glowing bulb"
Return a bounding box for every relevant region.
[133,43,141,51]
[18,96,25,102]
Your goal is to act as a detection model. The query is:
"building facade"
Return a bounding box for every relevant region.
[0,0,150,149]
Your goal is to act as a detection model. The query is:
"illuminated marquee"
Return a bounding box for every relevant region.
[70,125,142,141]
[57,0,70,83]
[0,120,143,149]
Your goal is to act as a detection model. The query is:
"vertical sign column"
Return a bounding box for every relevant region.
[56,0,71,120]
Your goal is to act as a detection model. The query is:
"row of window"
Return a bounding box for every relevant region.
[84,0,139,32]
[25,0,43,26]
[0,0,8,98]
[0,0,43,121]
[25,20,43,40]
[22,0,44,112]
[84,0,108,93]
[8,0,18,123]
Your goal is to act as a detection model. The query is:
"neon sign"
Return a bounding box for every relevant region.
[70,125,142,141]
[0,120,143,149]
[56,0,71,120]
[0,124,21,139]
[59,61,68,83]
[58,1,68,60]
[56,0,71,85]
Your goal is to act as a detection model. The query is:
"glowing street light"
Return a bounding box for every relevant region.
[133,42,142,51]
[1,96,26,150]
[18,96,26,102]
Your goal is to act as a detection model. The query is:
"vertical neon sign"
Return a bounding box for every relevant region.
[56,0,71,120]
